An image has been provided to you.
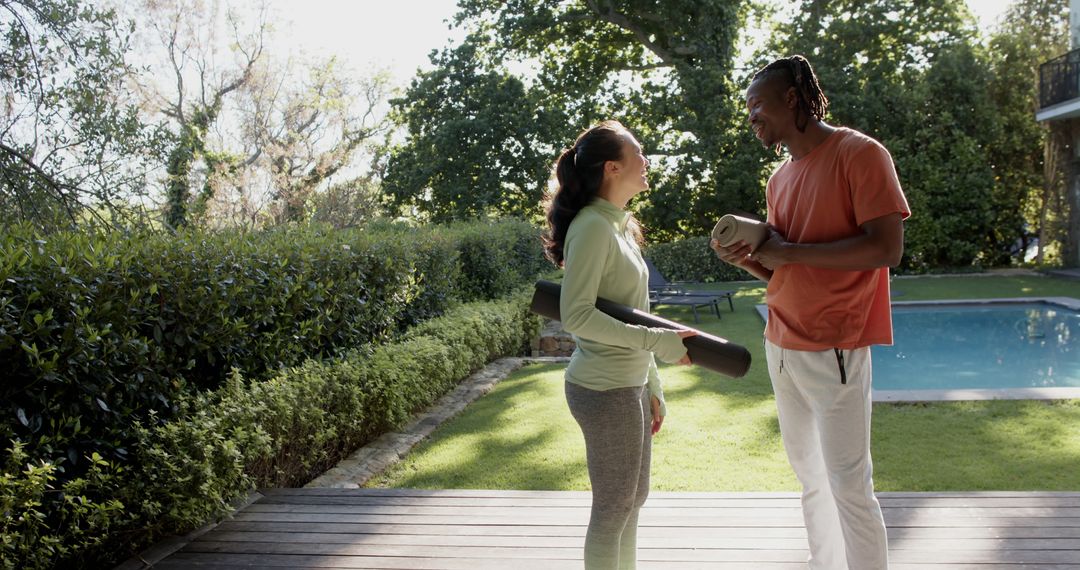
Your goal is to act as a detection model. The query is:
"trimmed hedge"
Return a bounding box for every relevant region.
[1,290,542,569]
[645,236,748,283]
[0,220,543,468]
[0,219,545,569]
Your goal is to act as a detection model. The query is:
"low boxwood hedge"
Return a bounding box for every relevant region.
[1,290,541,569]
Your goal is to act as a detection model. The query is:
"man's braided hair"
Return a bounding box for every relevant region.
[752,55,829,132]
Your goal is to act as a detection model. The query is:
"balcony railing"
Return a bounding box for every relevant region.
[1040,48,1080,109]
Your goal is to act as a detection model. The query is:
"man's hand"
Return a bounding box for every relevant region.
[750,228,790,270]
[710,235,775,283]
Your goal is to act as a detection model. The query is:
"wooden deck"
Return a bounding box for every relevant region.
[149,489,1080,569]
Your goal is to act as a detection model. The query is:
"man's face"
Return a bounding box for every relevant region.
[745,77,792,149]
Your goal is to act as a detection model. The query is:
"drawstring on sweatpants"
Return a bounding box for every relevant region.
[771,342,846,383]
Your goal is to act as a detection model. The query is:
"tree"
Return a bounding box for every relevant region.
[894,43,1002,268]
[775,0,976,130]
[384,35,560,222]
[386,1,770,238]
[239,57,392,224]
[133,0,265,229]
[772,0,1015,268]
[310,174,385,228]
[986,0,1069,264]
[0,0,164,230]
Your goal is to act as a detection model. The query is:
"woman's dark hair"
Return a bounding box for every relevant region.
[752,55,829,132]
[542,120,643,267]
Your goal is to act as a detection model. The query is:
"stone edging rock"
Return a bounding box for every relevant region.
[305,355,570,488]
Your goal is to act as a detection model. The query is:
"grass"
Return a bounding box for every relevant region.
[368,273,1080,491]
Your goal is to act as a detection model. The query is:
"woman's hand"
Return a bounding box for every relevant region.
[654,329,696,434]
[676,329,696,365]
[711,238,753,267]
[650,395,664,435]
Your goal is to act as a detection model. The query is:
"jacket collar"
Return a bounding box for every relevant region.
[589,197,630,231]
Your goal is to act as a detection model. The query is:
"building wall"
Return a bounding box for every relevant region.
[1073,0,1080,49]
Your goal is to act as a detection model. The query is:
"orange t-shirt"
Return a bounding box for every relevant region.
[765,127,911,351]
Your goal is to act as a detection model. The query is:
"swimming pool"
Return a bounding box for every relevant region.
[873,299,1080,400]
[756,297,1080,401]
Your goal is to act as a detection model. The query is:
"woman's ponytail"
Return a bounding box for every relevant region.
[542,121,633,266]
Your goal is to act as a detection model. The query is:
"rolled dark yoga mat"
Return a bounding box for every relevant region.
[530,280,752,378]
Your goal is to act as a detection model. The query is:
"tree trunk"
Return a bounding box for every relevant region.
[164,131,196,229]
[1067,120,1080,267]
[1038,126,1061,264]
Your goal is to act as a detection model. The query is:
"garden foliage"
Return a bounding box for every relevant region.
[645,237,748,283]
[0,220,545,568]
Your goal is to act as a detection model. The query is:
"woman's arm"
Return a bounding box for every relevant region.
[560,216,687,363]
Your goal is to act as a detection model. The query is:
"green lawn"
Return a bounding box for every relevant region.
[368,274,1080,491]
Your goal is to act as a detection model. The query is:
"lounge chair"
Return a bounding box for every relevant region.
[649,291,722,323]
[645,258,735,313]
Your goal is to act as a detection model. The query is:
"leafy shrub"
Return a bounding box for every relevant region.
[0,226,416,475]
[0,291,539,569]
[397,228,462,329]
[645,236,748,283]
[453,219,549,301]
[0,441,130,570]
[0,220,545,568]
[0,220,542,456]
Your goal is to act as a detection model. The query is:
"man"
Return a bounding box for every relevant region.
[712,55,910,569]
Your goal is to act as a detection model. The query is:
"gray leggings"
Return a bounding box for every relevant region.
[565,381,652,570]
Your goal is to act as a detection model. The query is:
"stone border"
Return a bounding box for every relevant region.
[305,356,570,488]
[874,387,1080,402]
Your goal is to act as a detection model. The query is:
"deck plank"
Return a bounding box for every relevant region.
[257,494,1080,508]
[143,490,1080,569]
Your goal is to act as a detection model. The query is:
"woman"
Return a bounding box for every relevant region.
[543,120,695,570]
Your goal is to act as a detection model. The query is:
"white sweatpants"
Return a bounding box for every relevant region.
[765,339,889,570]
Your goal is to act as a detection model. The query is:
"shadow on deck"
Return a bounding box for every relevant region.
[130,489,1080,569]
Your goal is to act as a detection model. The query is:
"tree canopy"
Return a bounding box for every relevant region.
[384,0,772,238]
[1,0,1071,268]
[385,0,1073,269]
[0,0,165,230]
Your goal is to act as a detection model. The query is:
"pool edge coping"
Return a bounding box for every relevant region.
[873,387,1080,402]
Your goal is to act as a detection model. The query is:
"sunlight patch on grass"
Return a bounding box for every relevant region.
[369,276,1080,491]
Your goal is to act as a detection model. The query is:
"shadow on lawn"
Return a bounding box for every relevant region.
[382,277,1080,491]
[370,364,590,490]
[392,427,589,490]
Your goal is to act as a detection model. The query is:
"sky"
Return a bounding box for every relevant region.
[266,0,1019,90]
[266,0,463,87]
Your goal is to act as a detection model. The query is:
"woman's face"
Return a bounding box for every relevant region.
[611,134,650,194]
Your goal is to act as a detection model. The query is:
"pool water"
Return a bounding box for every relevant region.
[872,303,1080,391]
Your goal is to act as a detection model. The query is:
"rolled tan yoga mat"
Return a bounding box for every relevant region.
[711,214,769,250]
[530,280,751,378]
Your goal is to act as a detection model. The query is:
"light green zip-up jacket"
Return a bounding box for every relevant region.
[560,197,688,416]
